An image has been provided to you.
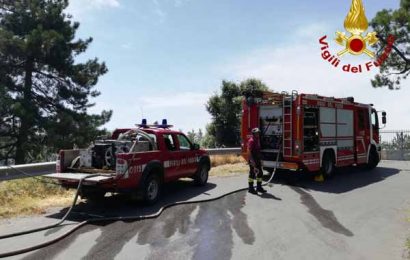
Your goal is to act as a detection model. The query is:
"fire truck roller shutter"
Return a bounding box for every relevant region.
[336,109,354,153]
[319,107,338,166]
[319,107,336,138]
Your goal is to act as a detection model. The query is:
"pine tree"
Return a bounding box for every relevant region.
[371,0,410,89]
[0,0,111,163]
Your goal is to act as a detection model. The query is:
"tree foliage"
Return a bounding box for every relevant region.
[186,129,203,145]
[201,123,217,148]
[383,132,410,150]
[0,0,111,164]
[205,79,269,147]
[371,0,410,89]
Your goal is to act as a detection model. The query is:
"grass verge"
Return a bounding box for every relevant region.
[210,162,248,177]
[209,154,248,177]
[0,177,73,219]
[210,154,246,167]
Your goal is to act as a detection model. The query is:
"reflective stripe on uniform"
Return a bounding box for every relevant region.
[256,178,262,182]
[248,178,255,182]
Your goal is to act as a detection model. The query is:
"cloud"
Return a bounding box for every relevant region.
[66,0,120,19]
[151,0,191,22]
[294,22,331,39]
[154,8,166,20]
[133,92,210,131]
[173,0,190,7]
[136,92,209,108]
[152,0,167,22]
[89,92,211,132]
[120,43,133,50]
[222,25,410,130]
[88,0,120,8]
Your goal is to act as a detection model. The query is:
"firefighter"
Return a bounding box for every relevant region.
[247,128,267,194]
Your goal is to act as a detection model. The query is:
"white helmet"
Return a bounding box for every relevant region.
[251,128,260,134]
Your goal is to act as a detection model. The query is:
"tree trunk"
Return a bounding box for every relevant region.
[15,60,34,164]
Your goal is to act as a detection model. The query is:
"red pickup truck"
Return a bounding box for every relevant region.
[46,120,211,204]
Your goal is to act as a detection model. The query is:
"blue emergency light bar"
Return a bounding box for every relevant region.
[158,119,173,128]
[136,119,173,129]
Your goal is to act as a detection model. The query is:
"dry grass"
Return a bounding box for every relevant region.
[0,177,74,219]
[210,154,246,167]
[209,155,248,177]
[209,162,248,177]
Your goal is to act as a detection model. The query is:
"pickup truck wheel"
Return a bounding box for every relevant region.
[143,174,161,205]
[81,190,106,202]
[194,164,209,186]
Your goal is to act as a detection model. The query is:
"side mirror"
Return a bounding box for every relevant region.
[246,97,255,106]
[382,112,387,125]
[192,143,200,150]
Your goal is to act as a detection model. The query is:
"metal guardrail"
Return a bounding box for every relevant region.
[380,130,410,161]
[0,148,242,181]
[0,162,56,181]
[206,148,242,155]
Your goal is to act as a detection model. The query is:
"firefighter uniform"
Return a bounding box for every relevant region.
[247,128,267,194]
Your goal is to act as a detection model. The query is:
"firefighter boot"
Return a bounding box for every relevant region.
[257,182,267,193]
[248,182,257,194]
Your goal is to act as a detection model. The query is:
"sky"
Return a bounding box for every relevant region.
[66,0,408,132]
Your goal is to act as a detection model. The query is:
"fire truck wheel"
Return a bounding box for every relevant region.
[366,147,380,170]
[143,173,161,205]
[321,151,335,178]
[194,164,209,186]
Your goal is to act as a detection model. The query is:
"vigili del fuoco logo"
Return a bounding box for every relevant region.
[319,0,395,73]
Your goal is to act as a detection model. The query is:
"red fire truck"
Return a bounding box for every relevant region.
[241,90,386,177]
[46,120,211,204]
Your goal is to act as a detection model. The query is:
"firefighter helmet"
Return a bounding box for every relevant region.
[251,128,260,134]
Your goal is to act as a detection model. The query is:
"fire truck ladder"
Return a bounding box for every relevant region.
[282,90,298,157]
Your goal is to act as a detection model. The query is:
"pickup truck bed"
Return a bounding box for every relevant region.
[46,173,114,183]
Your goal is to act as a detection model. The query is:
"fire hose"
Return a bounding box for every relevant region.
[263,136,283,187]
[0,163,279,258]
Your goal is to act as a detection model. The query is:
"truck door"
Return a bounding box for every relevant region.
[355,108,370,164]
[174,134,198,176]
[162,134,180,180]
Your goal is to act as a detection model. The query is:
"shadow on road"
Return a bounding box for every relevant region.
[290,186,354,236]
[272,166,400,194]
[27,190,255,260]
[258,192,282,200]
[47,179,217,223]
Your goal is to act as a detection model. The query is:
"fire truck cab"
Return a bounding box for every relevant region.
[241,90,386,177]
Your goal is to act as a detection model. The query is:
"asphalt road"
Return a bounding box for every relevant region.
[1,160,410,260]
